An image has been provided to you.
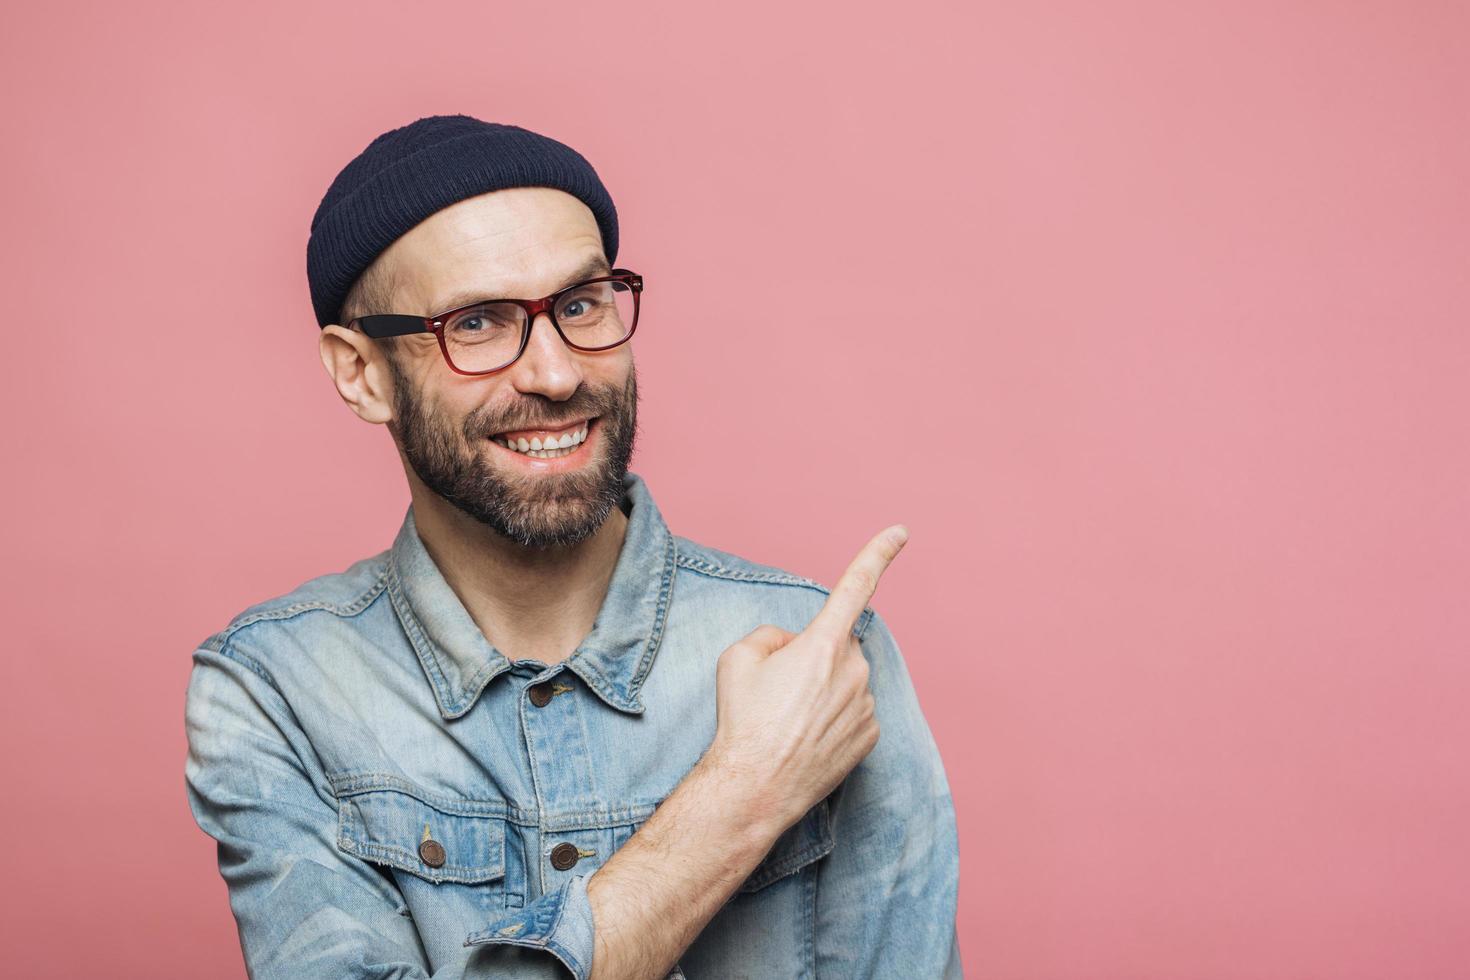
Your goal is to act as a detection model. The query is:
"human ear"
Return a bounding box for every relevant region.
[318,325,394,425]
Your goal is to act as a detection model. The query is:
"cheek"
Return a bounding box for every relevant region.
[402,386,484,448]
[594,356,636,402]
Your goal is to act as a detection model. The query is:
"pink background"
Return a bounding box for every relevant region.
[3,2,1467,977]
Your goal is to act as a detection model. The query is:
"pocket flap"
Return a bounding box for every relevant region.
[336,787,507,885]
[739,797,835,893]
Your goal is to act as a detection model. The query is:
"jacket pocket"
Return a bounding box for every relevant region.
[738,796,835,894]
[336,786,507,885]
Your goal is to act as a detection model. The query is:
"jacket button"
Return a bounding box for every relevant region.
[528,682,554,707]
[549,842,580,870]
[419,838,447,868]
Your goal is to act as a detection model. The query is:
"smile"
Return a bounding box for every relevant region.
[488,417,596,461]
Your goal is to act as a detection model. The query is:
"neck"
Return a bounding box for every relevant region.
[406,476,630,667]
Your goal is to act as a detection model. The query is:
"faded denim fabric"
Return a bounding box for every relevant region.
[184,471,963,979]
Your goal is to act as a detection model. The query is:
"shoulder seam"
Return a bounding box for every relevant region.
[675,552,826,591]
[214,565,391,643]
[673,547,878,638]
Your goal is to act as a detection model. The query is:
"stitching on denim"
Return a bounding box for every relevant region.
[541,803,659,832]
[802,851,819,978]
[216,566,391,640]
[339,832,506,884]
[565,654,628,712]
[345,844,502,884]
[742,835,833,891]
[676,550,879,640]
[739,799,836,893]
[521,677,547,895]
[674,552,828,591]
[745,840,828,890]
[214,643,284,693]
[385,551,510,719]
[330,775,520,817]
[542,935,583,980]
[461,883,575,961]
[209,640,342,831]
[542,884,570,954]
[462,930,583,979]
[560,526,676,715]
[334,788,509,883]
[626,531,678,707]
[385,558,462,716]
[449,654,503,716]
[327,773,663,829]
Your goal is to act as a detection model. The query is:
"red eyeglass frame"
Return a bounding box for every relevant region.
[347,269,644,377]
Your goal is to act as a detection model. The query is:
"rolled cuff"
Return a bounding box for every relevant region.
[464,872,595,979]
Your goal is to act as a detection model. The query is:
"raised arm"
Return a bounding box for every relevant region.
[577,524,920,979]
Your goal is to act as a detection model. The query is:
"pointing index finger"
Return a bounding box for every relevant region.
[808,524,909,640]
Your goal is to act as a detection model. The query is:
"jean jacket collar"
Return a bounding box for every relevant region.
[385,470,676,720]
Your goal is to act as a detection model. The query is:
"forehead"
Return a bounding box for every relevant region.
[380,187,609,313]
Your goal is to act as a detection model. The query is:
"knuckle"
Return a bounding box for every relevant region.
[846,569,876,597]
[718,643,751,665]
[736,624,789,651]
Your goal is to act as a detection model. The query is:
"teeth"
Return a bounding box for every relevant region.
[495,421,590,457]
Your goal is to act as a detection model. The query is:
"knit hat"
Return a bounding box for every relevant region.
[306,114,620,328]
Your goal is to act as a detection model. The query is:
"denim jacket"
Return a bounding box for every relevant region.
[184,471,963,978]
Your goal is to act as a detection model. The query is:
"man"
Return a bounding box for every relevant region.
[184,113,962,979]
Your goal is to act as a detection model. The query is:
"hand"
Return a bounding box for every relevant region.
[702,524,911,834]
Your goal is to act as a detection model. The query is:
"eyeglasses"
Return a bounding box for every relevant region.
[348,269,643,376]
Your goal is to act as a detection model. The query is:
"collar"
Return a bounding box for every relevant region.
[385,470,677,719]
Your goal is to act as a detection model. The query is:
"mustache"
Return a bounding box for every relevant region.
[469,402,611,440]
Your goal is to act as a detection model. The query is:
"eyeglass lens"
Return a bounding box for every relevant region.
[440,279,636,373]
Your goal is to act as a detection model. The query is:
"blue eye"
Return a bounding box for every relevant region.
[446,303,521,342]
[558,284,611,322]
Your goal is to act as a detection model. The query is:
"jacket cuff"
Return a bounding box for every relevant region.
[464,872,595,979]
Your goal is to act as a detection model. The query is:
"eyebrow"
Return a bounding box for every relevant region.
[427,254,613,316]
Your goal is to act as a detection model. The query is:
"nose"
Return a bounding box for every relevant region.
[507,311,582,401]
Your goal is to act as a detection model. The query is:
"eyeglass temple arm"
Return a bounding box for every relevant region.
[355,314,433,338]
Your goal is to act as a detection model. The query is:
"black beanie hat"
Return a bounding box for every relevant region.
[306,114,620,328]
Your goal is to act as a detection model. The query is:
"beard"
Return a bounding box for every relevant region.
[384,354,640,551]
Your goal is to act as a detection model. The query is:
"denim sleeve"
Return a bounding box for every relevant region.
[815,610,965,979]
[183,642,596,979]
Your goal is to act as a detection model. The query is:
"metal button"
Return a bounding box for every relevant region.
[528,682,554,707]
[419,838,446,868]
[549,842,580,870]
